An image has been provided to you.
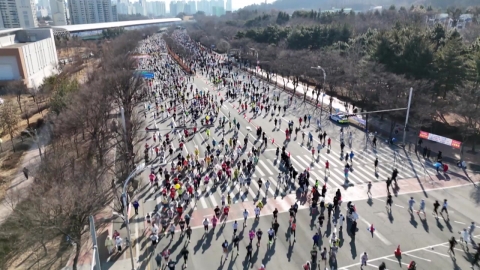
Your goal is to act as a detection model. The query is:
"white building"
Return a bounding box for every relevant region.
[197,0,213,15]
[133,1,142,15]
[37,0,50,12]
[49,0,67,25]
[68,0,116,25]
[36,6,48,17]
[0,28,58,88]
[226,0,232,12]
[149,1,166,17]
[0,0,38,28]
[16,0,38,27]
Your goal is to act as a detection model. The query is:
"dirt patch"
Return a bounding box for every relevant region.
[57,47,88,59]
[0,149,27,202]
[2,230,71,270]
[0,94,48,142]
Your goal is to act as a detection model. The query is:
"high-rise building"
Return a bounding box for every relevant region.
[139,0,147,16]
[68,0,116,25]
[0,0,38,28]
[49,0,67,25]
[149,1,166,17]
[184,1,191,14]
[117,2,128,14]
[111,4,118,20]
[169,1,177,16]
[211,0,224,16]
[197,0,211,15]
[184,1,196,14]
[133,1,142,15]
[37,0,50,13]
[226,0,232,11]
[36,6,48,17]
[175,1,184,15]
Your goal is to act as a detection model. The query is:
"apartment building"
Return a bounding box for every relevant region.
[68,0,116,25]
[0,0,38,28]
[49,0,67,25]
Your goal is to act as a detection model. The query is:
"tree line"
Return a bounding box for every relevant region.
[187,7,480,150]
[0,28,156,270]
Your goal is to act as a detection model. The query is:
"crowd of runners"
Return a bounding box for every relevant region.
[106,31,480,270]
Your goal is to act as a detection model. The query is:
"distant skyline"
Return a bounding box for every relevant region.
[36,0,272,14]
[142,0,272,11]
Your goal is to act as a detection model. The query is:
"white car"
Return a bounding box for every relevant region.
[330,114,349,124]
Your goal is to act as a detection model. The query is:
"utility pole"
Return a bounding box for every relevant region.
[402,87,413,146]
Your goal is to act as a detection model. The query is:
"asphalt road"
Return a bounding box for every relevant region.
[103,42,474,270]
[138,185,480,270]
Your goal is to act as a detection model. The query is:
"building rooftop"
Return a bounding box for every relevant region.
[50,18,181,33]
[0,28,23,36]
[0,42,32,49]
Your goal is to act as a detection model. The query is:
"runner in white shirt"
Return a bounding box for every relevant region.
[267,228,275,244]
[151,224,159,235]
[243,209,249,227]
[254,207,261,219]
[203,218,209,232]
[232,221,238,236]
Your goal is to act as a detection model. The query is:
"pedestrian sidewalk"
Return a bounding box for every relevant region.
[0,146,41,225]
[239,66,480,171]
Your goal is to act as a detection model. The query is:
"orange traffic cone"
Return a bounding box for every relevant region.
[394,245,402,256]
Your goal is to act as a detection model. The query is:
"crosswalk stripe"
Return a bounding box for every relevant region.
[254,166,266,177]
[266,176,279,196]
[290,157,306,171]
[199,196,208,209]
[321,169,344,187]
[347,168,368,184]
[246,181,259,200]
[258,160,274,175]
[355,164,382,183]
[250,178,267,198]
[208,192,217,208]
[329,169,347,186]
[295,155,311,168]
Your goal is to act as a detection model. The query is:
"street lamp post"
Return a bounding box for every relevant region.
[311,66,327,128]
[121,162,145,270]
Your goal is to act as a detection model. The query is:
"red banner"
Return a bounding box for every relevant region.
[418,131,462,149]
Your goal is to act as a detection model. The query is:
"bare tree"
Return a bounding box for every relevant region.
[5,80,28,114]
[0,100,20,152]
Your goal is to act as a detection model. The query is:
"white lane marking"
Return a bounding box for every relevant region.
[403,253,431,262]
[384,257,409,266]
[422,248,450,257]
[199,196,208,209]
[359,217,392,245]
[258,160,273,175]
[255,166,266,177]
